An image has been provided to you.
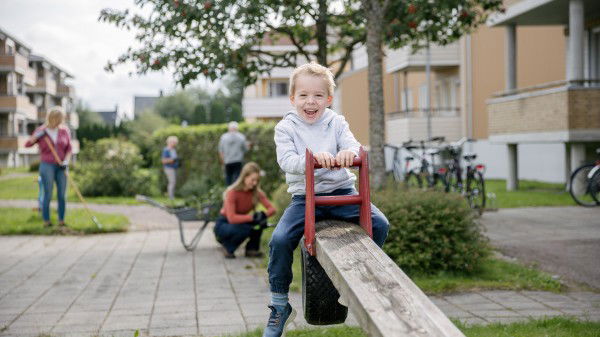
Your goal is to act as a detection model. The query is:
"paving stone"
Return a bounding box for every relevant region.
[198,324,246,337]
[149,326,198,336]
[485,316,529,324]
[455,317,487,326]
[198,310,245,326]
[443,293,488,305]
[515,309,564,318]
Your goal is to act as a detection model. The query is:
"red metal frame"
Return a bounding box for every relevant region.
[304,147,373,256]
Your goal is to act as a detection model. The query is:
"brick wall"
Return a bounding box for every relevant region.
[488,87,600,135]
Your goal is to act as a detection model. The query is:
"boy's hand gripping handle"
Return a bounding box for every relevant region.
[304,147,373,256]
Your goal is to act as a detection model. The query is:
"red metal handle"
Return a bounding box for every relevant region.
[304,147,372,256]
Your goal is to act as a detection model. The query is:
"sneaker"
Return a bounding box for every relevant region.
[245,250,264,258]
[263,303,296,337]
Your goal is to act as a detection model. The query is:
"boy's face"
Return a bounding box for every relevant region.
[290,74,333,124]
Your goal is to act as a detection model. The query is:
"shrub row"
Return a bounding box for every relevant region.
[73,138,159,197]
[151,122,283,196]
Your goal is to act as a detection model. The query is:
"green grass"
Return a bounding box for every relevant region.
[457,316,600,337]
[224,325,366,337]
[0,166,30,176]
[0,176,184,206]
[260,227,563,294]
[0,207,129,234]
[411,257,563,294]
[225,318,600,337]
[486,179,576,208]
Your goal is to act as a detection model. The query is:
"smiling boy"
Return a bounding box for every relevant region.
[262,63,390,337]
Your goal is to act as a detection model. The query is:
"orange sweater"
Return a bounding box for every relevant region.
[220,189,276,224]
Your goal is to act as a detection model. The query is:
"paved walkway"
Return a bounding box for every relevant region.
[0,227,599,337]
[481,206,600,289]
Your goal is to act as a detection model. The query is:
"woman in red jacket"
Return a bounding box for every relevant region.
[25,107,72,227]
[215,162,276,258]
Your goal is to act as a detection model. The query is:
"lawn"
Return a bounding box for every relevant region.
[0,166,30,176]
[0,175,184,206]
[0,207,129,234]
[259,228,563,294]
[457,317,600,337]
[225,317,600,337]
[486,179,576,208]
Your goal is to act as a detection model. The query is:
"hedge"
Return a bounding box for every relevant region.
[151,122,283,196]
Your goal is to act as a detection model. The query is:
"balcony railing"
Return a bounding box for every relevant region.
[57,84,75,98]
[29,77,57,96]
[387,107,460,119]
[385,42,460,73]
[242,96,292,119]
[0,53,30,73]
[0,95,38,120]
[488,81,600,141]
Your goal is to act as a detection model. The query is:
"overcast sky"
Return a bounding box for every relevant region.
[0,0,208,120]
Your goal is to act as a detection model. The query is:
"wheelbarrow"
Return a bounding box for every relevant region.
[135,195,220,251]
[301,147,373,325]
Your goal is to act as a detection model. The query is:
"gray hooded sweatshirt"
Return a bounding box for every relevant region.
[274,108,361,195]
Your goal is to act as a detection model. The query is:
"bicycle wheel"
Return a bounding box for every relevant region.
[590,169,600,204]
[466,171,486,213]
[445,170,462,193]
[404,171,422,189]
[431,172,448,192]
[570,164,599,207]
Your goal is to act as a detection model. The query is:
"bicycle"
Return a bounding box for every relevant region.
[568,148,600,207]
[401,138,447,191]
[441,137,486,213]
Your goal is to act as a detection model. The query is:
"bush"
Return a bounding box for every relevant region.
[29,161,40,172]
[151,122,283,196]
[372,184,488,274]
[270,183,291,223]
[73,138,159,197]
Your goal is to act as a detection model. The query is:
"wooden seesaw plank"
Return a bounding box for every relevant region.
[314,220,465,337]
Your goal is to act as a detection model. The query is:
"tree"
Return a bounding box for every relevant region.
[76,101,103,127]
[101,0,503,188]
[99,0,365,85]
[361,0,503,188]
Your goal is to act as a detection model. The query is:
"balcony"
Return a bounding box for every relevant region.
[0,53,29,74]
[0,95,38,120]
[242,97,292,120]
[386,108,462,144]
[385,42,460,73]
[487,81,600,143]
[0,136,35,153]
[29,77,57,96]
[57,84,75,98]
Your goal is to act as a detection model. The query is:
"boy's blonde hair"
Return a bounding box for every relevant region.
[289,62,335,97]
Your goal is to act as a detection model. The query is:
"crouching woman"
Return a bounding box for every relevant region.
[215,162,276,258]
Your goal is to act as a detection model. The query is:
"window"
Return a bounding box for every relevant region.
[0,116,8,136]
[268,80,289,97]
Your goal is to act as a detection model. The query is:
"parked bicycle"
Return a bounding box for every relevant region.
[568,148,600,207]
[386,137,446,191]
[441,137,486,214]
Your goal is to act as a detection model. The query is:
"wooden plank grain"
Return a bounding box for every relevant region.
[314,220,465,337]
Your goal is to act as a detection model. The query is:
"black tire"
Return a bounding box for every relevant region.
[301,245,348,325]
[569,164,599,207]
[590,170,600,204]
[445,169,462,193]
[404,171,422,189]
[431,172,448,192]
[466,171,486,214]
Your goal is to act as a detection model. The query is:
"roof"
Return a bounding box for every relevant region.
[0,26,32,52]
[488,0,600,26]
[30,54,73,78]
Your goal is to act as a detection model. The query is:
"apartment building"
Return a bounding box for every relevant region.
[335,0,599,186]
[0,27,78,167]
[242,35,317,122]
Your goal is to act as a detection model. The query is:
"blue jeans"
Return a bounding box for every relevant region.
[214,216,263,254]
[268,188,389,293]
[39,162,67,222]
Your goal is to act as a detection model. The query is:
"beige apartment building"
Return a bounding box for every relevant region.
[0,27,78,168]
[334,0,599,186]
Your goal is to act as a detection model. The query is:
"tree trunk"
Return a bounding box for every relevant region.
[363,0,386,189]
[316,0,328,65]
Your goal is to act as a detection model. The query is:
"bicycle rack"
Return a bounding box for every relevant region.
[304,147,373,256]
